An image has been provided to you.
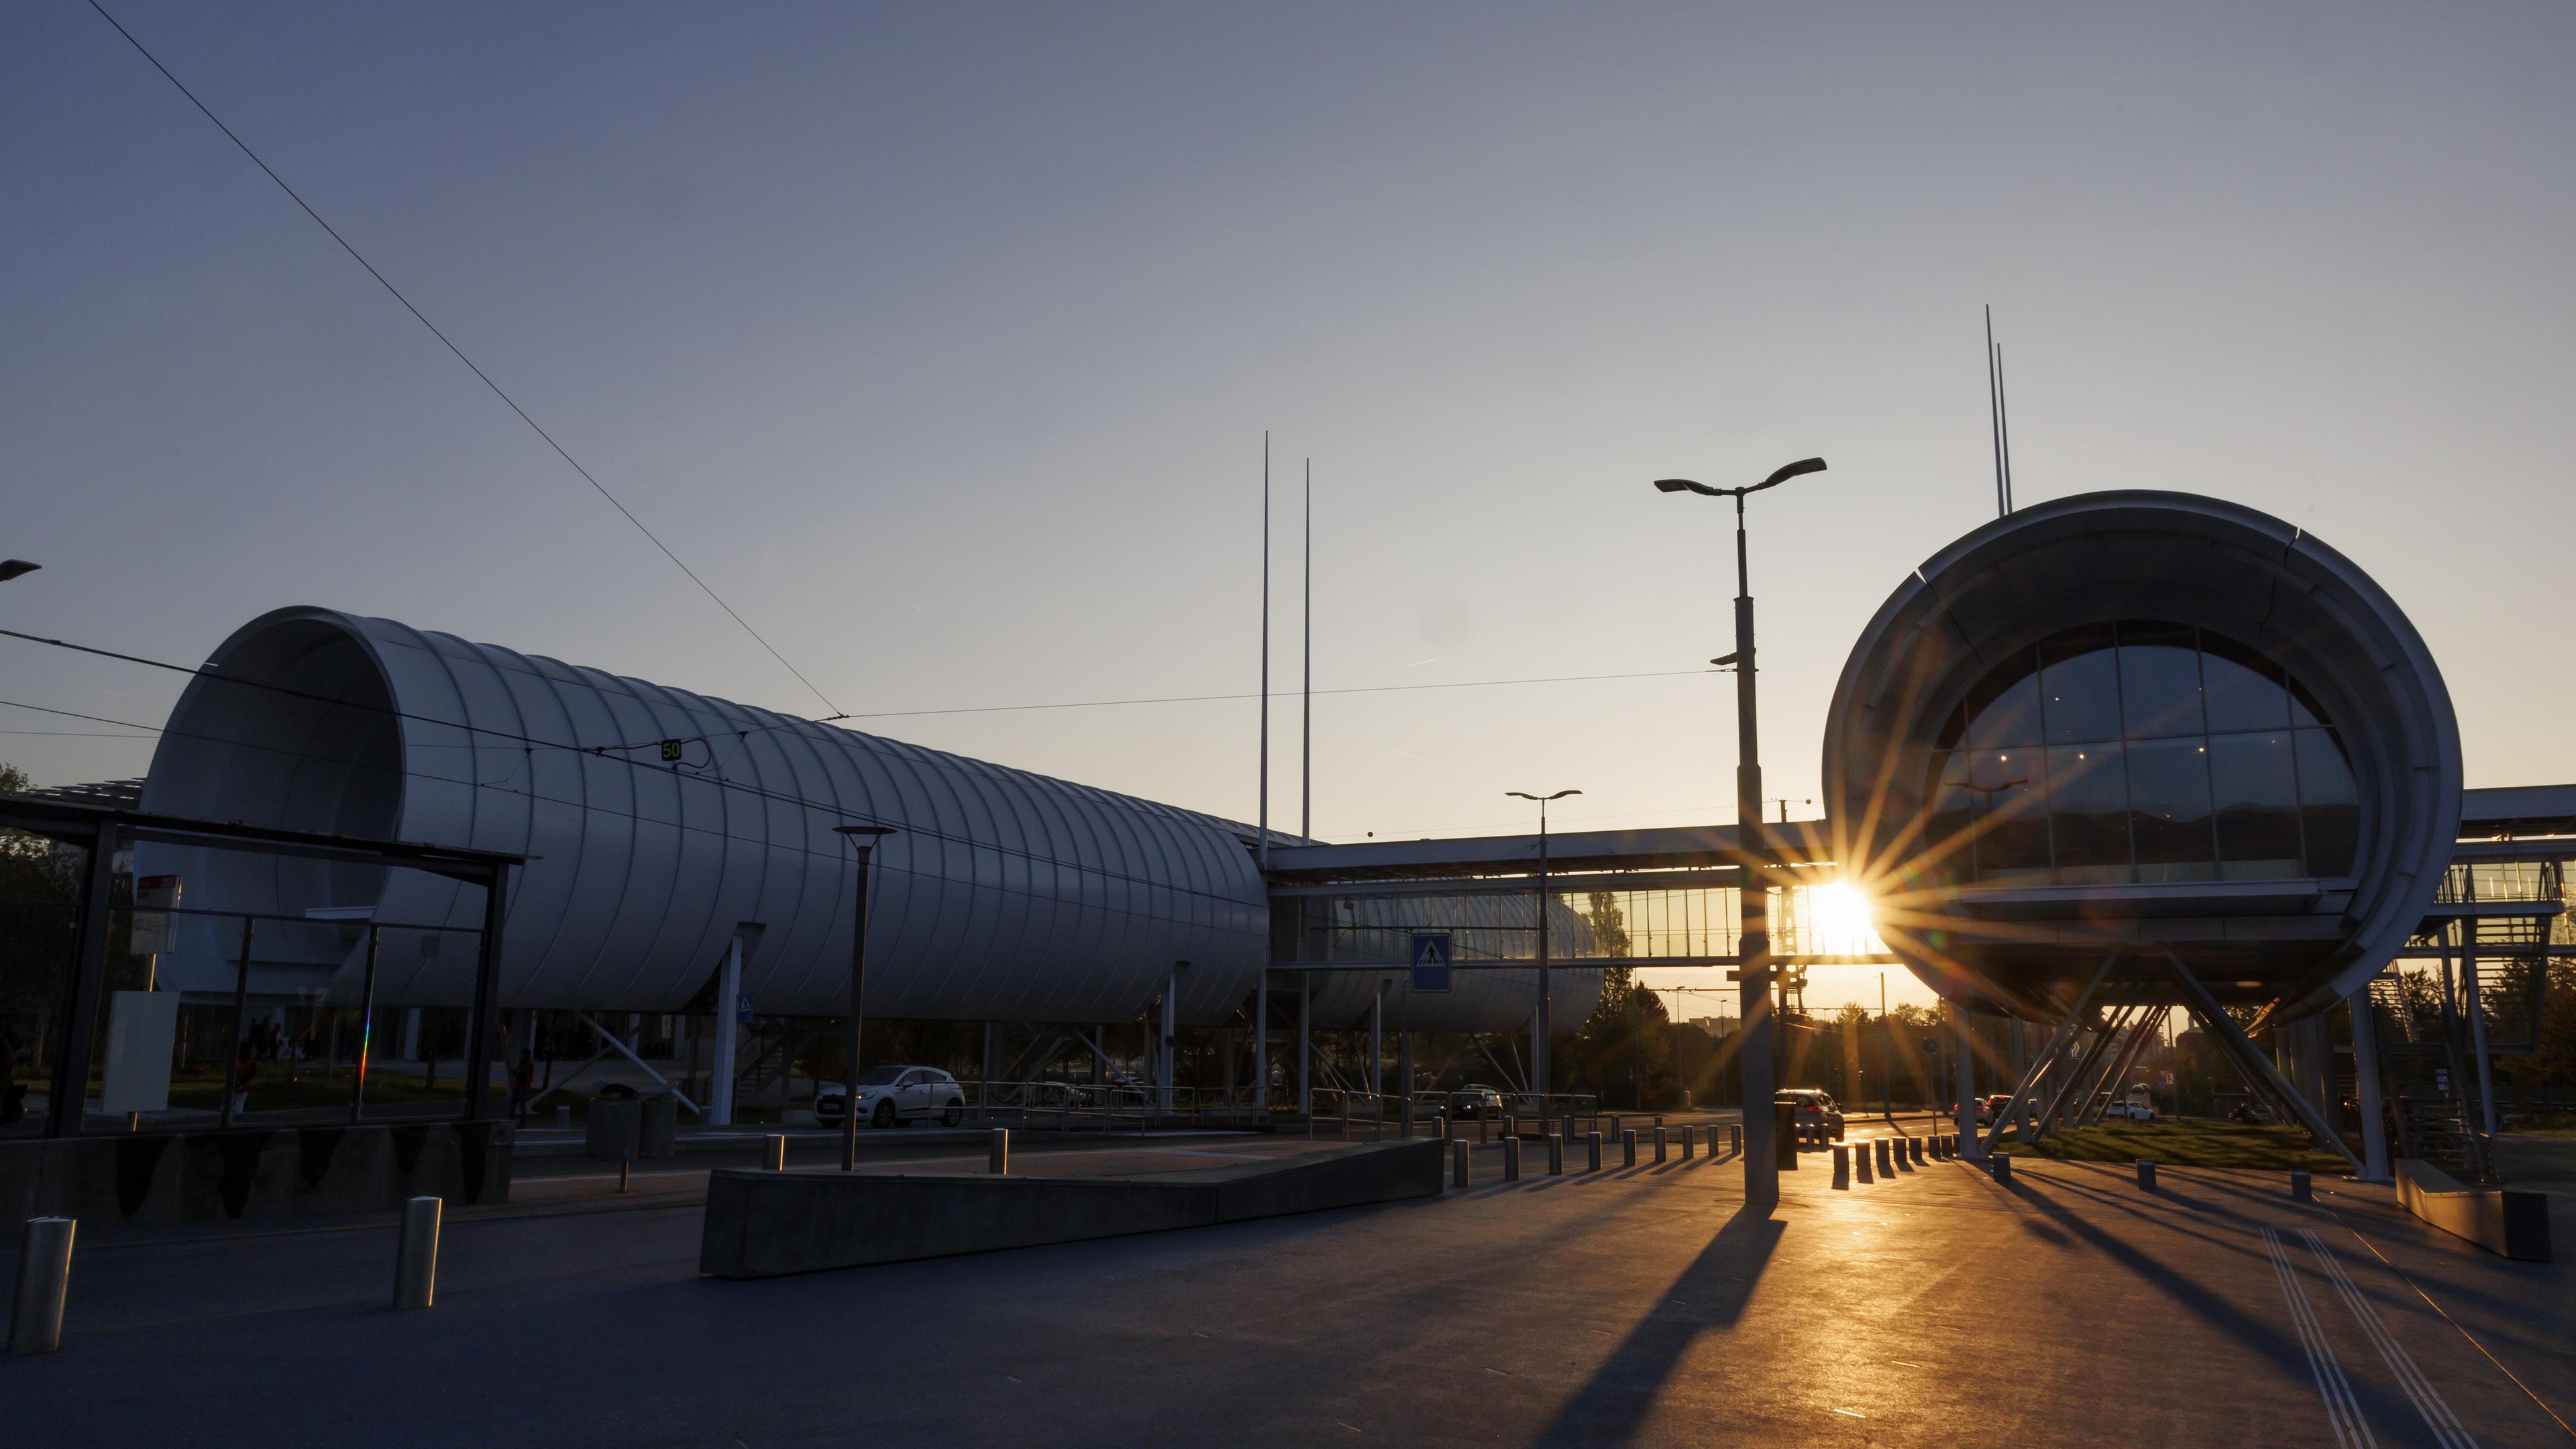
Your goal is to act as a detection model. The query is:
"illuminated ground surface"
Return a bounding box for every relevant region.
[8,1127,2573,1447]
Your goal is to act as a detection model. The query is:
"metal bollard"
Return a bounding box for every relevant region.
[2136,1159,2155,1191]
[2290,1169,2312,1202]
[1896,1138,1917,1172]
[1504,1136,1522,1181]
[1729,1124,1742,1155]
[1453,1138,1470,1188]
[392,1196,441,1310]
[1609,1114,1622,1141]
[1682,1126,1696,1160]
[1621,1129,1638,1167]
[1562,1112,1576,1147]
[1587,1131,1602,1172]
[1831,1144,1849,1189]
[989,1128,1010,1175]
[553,1104,571,1130]
[9,1217,75,1354]
[1991,1152,2015,1185]
[1909,1137,1926,1165]
[761,1133,788,1170]
[1856,1143,1874,1183]
[1654,1125,1668,1163]
[1505,1113,1517,1142]
[1547,1134,1564,1176]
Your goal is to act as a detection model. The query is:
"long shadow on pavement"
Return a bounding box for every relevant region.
[1527,1202,1785,1446]
[1999,1171,2308,1373]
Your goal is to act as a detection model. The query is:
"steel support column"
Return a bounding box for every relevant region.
[712,934,744,1125]
[1296,973,1311,1114]
[2461,918,2500,1142]
[1254,969,1269,1112]
[2349,985,2391,1183]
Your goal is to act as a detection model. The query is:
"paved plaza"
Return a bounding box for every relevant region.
[7,1126,2573,1448]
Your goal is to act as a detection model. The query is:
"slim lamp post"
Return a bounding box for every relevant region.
[834,824,897,1171]
[1507,790,1579,1097]
[1655,456,1826,1210]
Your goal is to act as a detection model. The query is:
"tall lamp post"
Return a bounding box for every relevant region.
[833,823,896,1171]
[1507,789,1579,1096]
[1654,455,1827,1210]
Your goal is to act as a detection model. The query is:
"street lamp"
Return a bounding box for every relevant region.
[1654,455,1825,1210]
[833,823,897,1171]
[1507,789,1580,1097]
[0,560,39,582]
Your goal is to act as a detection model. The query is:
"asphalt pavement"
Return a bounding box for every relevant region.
[7,1128,2571,1447]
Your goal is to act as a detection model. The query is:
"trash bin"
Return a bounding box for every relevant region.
[639,1091,680,1159]
[586,1097,641,1163]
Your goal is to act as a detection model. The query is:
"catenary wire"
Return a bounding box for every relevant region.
[80,0,841,717]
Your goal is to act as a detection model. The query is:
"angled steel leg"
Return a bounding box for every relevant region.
[2161,952,2363,1174]
[2033,998,2136,1139]
[2078,1007,2165,1128]
[1981,952,2118,1154]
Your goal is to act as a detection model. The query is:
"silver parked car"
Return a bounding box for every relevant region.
[814,1065,967,1129]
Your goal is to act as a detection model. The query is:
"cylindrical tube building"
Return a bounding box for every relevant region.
[138,607,1271,1024]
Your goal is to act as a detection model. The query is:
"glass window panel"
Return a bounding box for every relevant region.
[2117,623,2204,740]
[2046,743,2131,883]
[2127,738,2215,881]
[2209,733,2302,879]
[2296,729,2359,875]
[1923,751,1975,885]
[2039,627,2122,745]
[1969,748,2051,881]
[2288,678,2328,729]
[1964,652,2045,749]
[2202,637,2292,733]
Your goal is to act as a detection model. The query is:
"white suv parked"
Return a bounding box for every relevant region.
[814,1065,968,1129]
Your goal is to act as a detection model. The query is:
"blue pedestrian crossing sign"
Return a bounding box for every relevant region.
[1410,932,1454,993]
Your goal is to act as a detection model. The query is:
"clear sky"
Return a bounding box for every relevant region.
[5,3,2569,1010]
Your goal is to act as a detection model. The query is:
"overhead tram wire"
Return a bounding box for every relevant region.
[81,1,841,718]
[0,627,1717,908]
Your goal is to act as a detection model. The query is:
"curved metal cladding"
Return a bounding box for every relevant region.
[1821,492,2459,1021]
[138,607,1270,1023]
[1289,893,1605,1034]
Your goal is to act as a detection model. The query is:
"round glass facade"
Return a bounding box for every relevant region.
[1924,622,2359,885]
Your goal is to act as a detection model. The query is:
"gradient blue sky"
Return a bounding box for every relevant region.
[6,4,2569,1009]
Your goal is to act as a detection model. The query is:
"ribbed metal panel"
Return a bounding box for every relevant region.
[140,607,1269,1023]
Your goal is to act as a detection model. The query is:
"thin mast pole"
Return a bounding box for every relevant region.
[1302,459,1313,841]
[1259,433,1271,870]
[1986,305,2006,520]
[1996,343,2015,514]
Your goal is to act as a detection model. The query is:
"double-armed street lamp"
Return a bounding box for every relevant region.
[1653,456,1826,1210]
[833,823,897,1171]
[1506,789,1580,1095]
